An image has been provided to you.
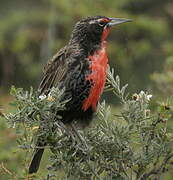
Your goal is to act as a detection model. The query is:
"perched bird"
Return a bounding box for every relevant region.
[29,16,131,174]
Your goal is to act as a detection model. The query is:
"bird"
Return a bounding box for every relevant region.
[28,15,131,174]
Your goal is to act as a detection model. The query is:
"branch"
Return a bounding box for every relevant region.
[139,153,173,180]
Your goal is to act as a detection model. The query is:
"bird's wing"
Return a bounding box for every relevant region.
[38,46,69,95]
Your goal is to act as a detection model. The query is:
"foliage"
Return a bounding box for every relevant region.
[151,57,173,96]
[3,68,173,179]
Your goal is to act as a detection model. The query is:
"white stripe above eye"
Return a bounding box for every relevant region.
[89,20,97,24]
[89,19,103,24]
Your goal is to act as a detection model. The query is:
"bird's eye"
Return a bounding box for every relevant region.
[98,21,105,27]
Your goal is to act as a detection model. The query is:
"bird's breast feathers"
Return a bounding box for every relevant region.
[82,42,108,111]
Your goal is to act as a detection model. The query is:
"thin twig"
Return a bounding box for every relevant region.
[0,162,13,176]
[139,153,173,180]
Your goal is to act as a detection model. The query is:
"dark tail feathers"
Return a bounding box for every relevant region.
[29,148,44,174]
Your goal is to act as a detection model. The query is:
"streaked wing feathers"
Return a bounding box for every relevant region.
[38,46,68,95]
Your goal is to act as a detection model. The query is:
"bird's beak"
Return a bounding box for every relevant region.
[107,18,132,27]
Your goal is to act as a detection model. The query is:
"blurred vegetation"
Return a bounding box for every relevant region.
[151,57,173,97]
[1,0,173,179]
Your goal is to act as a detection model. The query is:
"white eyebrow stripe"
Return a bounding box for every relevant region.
[89,19,104,24]
[89,20,96,24]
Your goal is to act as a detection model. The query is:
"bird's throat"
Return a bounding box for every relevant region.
[102,27,111,41]
[82,41,108,111]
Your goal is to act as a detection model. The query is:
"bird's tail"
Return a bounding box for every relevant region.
[29,146,45,174]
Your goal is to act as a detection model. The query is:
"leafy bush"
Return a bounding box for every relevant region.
[3,68,173,179]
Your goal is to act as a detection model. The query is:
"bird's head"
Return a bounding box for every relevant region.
[70,16,131,51]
